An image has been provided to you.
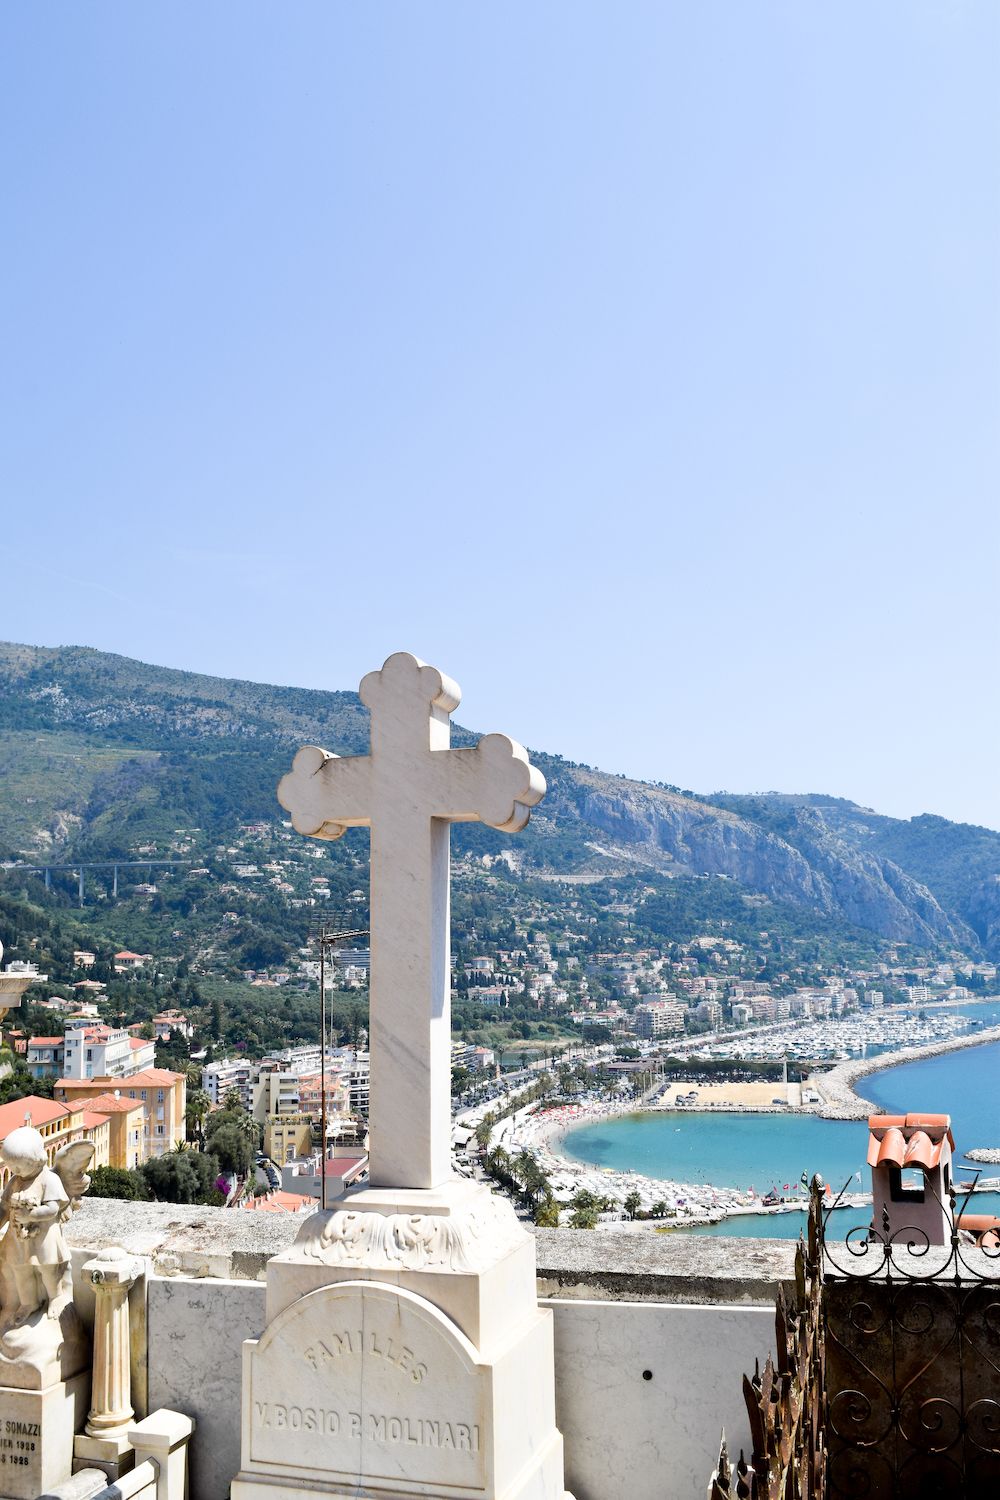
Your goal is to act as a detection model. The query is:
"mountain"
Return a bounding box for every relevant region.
[0,641,997,956]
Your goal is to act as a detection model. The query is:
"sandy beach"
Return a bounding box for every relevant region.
[476,1019,1000,1229]
[650,1080,795,1111]
[488,1101,759,1226]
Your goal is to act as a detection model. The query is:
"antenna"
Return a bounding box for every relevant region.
[313,918,369,1210]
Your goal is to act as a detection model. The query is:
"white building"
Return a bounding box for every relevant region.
[62,1019,155,1080]
[633,997,686,1040]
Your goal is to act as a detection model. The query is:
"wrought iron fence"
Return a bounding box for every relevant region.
[707,1168,1000,1500]
[819,1170,1000,1498]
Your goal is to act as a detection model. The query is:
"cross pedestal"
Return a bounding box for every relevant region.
[232,654,570,1500]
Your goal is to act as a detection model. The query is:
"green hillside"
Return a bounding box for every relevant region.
[2,640,999,957]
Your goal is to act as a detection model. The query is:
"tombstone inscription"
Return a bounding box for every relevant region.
[233,653,570,1500]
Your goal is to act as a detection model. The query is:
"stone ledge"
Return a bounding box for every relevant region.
[534,1227,796,1303]
[68,1200,795,1302]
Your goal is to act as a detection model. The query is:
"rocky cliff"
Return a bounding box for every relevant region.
[0,640,997,955]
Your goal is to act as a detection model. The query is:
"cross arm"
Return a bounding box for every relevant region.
[276,745,373,839]
[444,734,546,833]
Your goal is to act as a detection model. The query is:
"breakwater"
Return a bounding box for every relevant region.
[815,1024,1000,1120]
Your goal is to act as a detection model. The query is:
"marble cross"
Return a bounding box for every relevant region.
[277,652,545,1191]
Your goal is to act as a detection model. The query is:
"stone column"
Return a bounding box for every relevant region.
[79,1245,142,1464]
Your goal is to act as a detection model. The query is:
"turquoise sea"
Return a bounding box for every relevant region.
[560,1021,1000,1238]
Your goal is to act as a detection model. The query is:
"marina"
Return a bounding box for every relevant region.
[502,1003,1000,1233]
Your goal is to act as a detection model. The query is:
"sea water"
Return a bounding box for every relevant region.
[560,1034,1000,1237]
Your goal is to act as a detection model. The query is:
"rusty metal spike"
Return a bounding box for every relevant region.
[743,1373,766,1454]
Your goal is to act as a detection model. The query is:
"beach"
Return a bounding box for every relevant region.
[483,1021,1000,1229]
[489,1101,759,1226]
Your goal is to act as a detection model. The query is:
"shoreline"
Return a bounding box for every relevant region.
[497,1022,1000,1228]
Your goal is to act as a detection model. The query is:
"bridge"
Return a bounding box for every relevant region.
[2,859,194,906]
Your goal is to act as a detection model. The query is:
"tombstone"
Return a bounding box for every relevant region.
[232,653,570,1500]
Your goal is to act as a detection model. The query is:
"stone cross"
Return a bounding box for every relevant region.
[277,652,545,1191]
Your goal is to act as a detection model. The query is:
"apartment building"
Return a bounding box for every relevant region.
[65,1091,146,1171]
[26,1035,65,1078]
[55,1067,185,1158]
[62,1019,156,1080]
[152,1010,194,1041]
[632,997,686,1040]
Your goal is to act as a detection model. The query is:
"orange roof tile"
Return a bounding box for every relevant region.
[240,1191,314,1213]
[0,1096,69,1136]
[65,1092,144,1116]
[867,1111,954,1170]
[125,1068,182,1086]
[27,1036,64,1047]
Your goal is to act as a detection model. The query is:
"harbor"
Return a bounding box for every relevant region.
[490,1003,1000,1232]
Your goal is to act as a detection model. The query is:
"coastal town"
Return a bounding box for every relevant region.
[3,810,1000,1231]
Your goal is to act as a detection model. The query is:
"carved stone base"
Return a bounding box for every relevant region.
[233,1179,572,1500]
[0,1370,88,1500]
[73,1430,136,1484]
[0,1301,89,1390]
[266,1179,538,1354]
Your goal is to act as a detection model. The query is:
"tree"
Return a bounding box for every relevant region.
[534,1195,561,1228]
[185,1089,211,1144]
[142,1149,222,1205]
[623,1190,642,1221]
[87,1165,148,1201]
[570,1188,598,1212]
[569,1204,599,1229]
[206,1122,254,1177]
[513,1150,550,1210]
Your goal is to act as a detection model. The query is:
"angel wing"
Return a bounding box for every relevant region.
[53,1141,96,1206]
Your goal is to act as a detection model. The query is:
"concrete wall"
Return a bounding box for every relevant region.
[68,1200,793,1500]
[548,1299,774,1500]
[139,1277,773,1500]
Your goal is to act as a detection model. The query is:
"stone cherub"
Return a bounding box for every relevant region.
[0,1125,94,1351]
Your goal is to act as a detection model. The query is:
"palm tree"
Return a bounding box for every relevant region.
[534,1194,561,1228]
[185,1089,211,1145]
[513,1150,547,1209]
[486,1146,512,1189]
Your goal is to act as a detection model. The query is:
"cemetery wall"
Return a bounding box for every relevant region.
[67,1201,795,1500]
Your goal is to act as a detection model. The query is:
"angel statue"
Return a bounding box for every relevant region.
[0,1125,94,1357]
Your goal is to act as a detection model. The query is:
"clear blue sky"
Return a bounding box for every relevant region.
[2,5,998,827]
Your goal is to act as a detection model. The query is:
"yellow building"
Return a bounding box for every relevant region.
[265,1111,316,1165]
[55,1066,186,1159]
[0,1095,110,1188]
[65,1091,145,1171]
